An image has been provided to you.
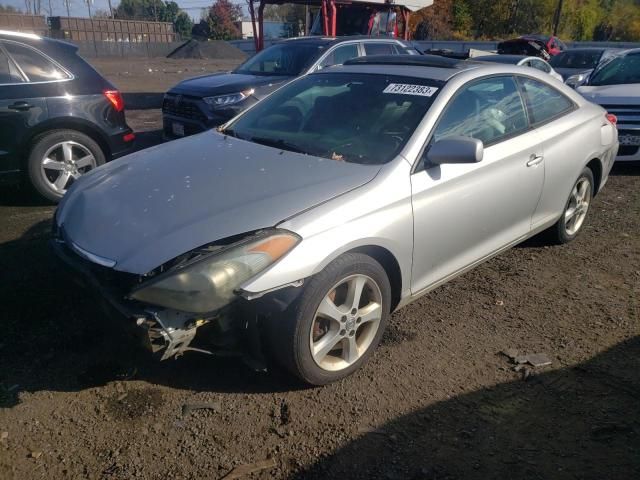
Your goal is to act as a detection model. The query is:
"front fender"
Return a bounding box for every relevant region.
[240,160,414,298]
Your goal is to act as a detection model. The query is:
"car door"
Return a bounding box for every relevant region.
[410,75,545,294]
[0,40,64,174]
[0,42,30,175]
[516,76,582,228]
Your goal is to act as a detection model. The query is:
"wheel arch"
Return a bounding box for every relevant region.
[335,245,403,312]
[585,157,603,196]
[19,117,112,163]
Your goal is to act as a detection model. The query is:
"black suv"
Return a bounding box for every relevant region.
[163,36,419,139]
[0,31,134,202]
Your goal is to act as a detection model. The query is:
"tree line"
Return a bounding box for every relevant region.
[2,0,639,42]
[412,0,640,41]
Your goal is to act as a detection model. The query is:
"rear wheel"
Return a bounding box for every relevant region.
[548,167,594,244]
[27,129,105,202]
[271,253,391,385]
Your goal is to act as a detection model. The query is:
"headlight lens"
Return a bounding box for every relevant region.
[130,231,299,313]
[203,89,254,108]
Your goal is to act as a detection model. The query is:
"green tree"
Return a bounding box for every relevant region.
[194,0,242,40]
[174,11,193,39]
[114,0,192,39]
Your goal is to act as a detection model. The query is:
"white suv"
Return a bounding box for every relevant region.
[577,48,640,162]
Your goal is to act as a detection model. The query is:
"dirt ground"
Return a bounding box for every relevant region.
[0,59,639,480]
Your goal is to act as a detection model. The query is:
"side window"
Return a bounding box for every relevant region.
[518,77,574,125]
[3,42,70,82]
[319,44,359,68]
[0,47,24,84]
[432,76,528,146]
[364,43,396,56]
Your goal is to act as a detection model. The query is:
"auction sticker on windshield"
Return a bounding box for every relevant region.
[383,84,439,96]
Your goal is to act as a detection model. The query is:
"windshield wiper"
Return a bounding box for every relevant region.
[250,136,308,155]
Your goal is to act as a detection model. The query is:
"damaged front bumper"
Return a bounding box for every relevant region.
[50,238,303,365]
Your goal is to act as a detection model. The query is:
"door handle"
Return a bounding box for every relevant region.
[8,102,33,111]
[526,154,544,167]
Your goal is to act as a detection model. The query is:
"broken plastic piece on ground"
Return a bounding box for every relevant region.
[500,350,552,367]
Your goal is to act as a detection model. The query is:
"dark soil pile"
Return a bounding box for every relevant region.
[167,39,247,60]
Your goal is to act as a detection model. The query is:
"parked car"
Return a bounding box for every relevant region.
[497,35,565,60]
[53,55,618,385]
[576,48,640,162]
[476,54,563,82]
[162,36,419,139]
[549,47,620,81]
[0,30,134,202]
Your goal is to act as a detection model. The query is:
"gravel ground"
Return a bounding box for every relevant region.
[0,59,639,480]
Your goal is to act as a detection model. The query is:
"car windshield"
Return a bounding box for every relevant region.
[550,50,602,69]
[589,52,640,86]
[234,43,322,76]
[222,73,442,165]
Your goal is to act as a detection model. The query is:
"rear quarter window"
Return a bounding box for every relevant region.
[517,77,574,125]
[3,41,71,83]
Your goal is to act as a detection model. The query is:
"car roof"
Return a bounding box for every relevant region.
[478,54,530,64]
[322,57,481,82]
[278,35,411,46]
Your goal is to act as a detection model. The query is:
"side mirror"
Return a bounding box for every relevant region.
[425,136,484,166]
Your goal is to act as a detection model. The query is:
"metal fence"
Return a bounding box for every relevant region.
[0,13,48,35]
[49,17,176,43]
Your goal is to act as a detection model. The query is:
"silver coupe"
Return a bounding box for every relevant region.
[52,55,619,385]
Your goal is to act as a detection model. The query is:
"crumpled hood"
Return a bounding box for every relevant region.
[168,72,290,97]
[57,131,379,274]
[578,83,640,104]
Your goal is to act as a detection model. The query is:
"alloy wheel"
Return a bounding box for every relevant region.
[40,141,96,194]
[564,177,592,236]
[309,274,383,372]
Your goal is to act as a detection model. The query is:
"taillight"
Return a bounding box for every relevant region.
[606,113,617,125]
[104,90,124,112]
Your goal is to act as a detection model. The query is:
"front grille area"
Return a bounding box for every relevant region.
[162,95,207,122]
[601,104,640,126]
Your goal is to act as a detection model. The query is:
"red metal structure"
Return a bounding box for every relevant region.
[247,0,434,51]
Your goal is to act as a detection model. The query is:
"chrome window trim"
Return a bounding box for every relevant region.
[0,39,75,86]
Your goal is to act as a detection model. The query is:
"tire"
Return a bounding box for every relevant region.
[548,167,595,244]
[26,129,106,203]
[270,253,391,385]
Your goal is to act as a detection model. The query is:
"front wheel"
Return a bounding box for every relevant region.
[270,253,391,385]
[548,167,594,244]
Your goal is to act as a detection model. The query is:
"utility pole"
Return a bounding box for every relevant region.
[552,0,563,36]
[107,0,113,18]
[64,0,71,17]
[85,0,92,18]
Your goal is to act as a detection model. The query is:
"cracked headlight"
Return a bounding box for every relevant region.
[130,231,299,313]
[203,89,254,108]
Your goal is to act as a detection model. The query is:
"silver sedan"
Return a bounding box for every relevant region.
[53,56,619,385]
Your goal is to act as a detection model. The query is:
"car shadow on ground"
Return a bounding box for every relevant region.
[292,336,640,480]
[0,219,308,408]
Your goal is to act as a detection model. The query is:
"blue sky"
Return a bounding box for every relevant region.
[0,0,245,20]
